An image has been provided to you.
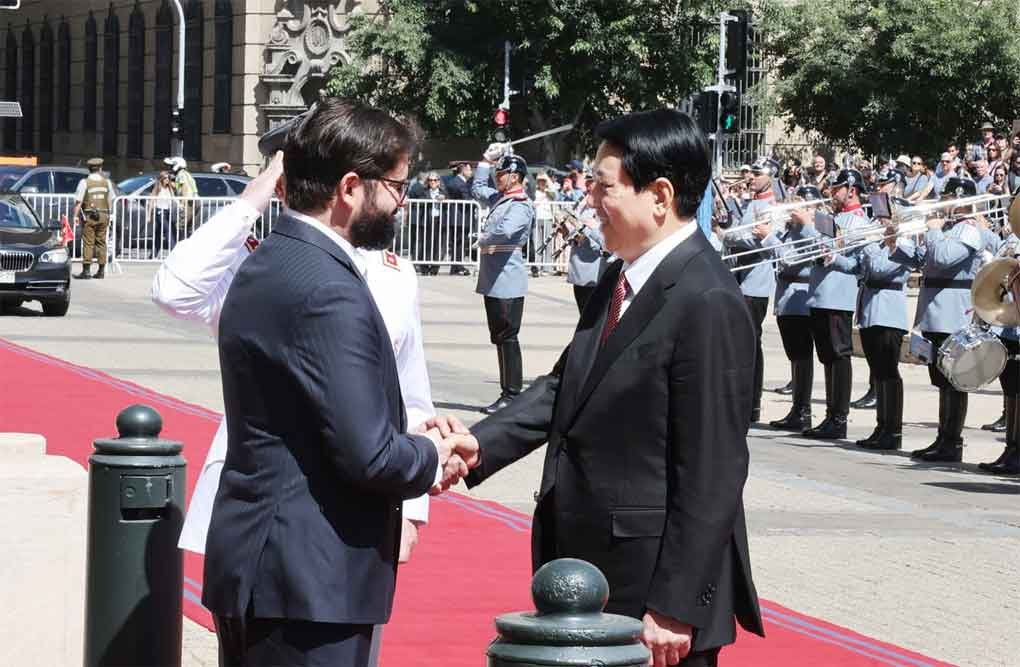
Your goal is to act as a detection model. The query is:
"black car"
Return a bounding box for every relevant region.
[0,193,71,316]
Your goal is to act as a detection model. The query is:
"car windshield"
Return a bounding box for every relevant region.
[118,175,155,194]
[0,197,41,228]
[0,166,30,191]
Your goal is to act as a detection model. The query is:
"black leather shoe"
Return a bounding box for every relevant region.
[769,407,811,431]
[774,381,794,396]
[850,387,877,410]
[863,432,901,451]
[803,415,847,440]
[73,266,92,280]
[981,413,1007,433]
[910,438,942,459]
[855,426,883,448]
[978,445,1014,472]
[915,440,962,463]
[481,395,514,415]
[986,449,1020,475]
[94,266,105,279]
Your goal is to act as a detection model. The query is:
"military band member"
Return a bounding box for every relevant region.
[803,169,871,439]
[472,146,537,414]
[72,157,115,280]
[826,199,911,450]
[764,186,821,431]
[565,199,608,313]
[724,156,781,422]
[892,177,984,462]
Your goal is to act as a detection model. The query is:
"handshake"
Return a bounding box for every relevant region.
[417,415,480,495]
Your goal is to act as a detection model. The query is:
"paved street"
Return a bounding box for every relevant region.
[2,262,1018,666]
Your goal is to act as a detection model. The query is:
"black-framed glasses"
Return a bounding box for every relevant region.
[365,176,413,203]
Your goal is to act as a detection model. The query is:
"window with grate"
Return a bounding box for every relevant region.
[20,23,34,152]
[153,0,172,158]
[126,3,145,157]
[102,8,120,156]
[3,30,15,150]
[183,0,204,160]
[83,12,97,132]
[213,0,233,134]
[38,19,53,153]
[57,19,69,132]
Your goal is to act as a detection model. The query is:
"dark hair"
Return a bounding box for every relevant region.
[283,98,421,212]
[594,109,710,217]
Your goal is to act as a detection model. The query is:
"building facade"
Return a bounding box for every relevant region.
[0,0,379,179]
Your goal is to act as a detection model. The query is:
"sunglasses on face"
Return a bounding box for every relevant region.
[912,161,922,166]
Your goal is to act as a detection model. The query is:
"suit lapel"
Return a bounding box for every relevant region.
[568,231,711,422]
[272,213,363,282]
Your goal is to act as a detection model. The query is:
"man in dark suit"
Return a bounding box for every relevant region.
[443,161,475,275]
[203,99,477,666]
[465,109,764,666]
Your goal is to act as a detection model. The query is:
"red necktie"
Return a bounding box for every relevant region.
[601,271,629,344]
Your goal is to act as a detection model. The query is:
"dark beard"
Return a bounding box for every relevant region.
[349,200,397,250]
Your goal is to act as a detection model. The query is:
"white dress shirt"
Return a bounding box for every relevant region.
[618,221,699,318]
[152,202,435,554]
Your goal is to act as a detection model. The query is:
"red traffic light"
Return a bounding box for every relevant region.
[494,107,508,127]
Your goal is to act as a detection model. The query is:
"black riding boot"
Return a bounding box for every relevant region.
[856,379,885,447]
[770,359,812,430]
[867,379,903,451]
[74,263,92,280]
[804,360,848,439]
[775,365,794,395]
[482,345,509,414]
[980,396,1020,474]
[94,264,105,279]
[482,342,522,415]
[917,389,966,462]
[912,389,947,458]
[803,363,833,436]
[981,395,1007,432]
[850,372,878,410]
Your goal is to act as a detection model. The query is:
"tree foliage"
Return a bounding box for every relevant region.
[758,0,1020,157]
[328,0,731,159]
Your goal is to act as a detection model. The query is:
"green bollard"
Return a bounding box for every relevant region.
[83,405,186,667]
[487,558,651,666]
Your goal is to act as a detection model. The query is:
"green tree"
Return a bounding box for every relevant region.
[758,0,1020,157]
[328,0,731,161]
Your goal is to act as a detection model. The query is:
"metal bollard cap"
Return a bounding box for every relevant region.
[92,404,183,457]
[488,558,649,665]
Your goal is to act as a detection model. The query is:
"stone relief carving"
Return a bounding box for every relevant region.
[259,1,364,130]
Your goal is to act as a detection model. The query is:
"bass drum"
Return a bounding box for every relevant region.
[937,326,1008,392]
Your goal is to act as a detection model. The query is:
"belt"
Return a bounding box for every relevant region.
[479,244,522,255]
[920,278,973,290]
[778,276,810,284]
[864,280,904,290]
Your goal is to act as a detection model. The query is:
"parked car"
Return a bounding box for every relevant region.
[114,171,252,257]
[0,192,71,316]
[0,165,89,226]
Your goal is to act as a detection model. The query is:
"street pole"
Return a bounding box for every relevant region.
[171,0,186,158]
[706,12,737,178]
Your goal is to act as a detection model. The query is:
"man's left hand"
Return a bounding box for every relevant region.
[641,610,693,667]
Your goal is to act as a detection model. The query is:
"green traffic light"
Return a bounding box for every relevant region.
[723,115,737,131]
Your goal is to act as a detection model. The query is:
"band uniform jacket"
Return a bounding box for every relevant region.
[202,212,438,624]
[762,222,818,317]
[807,208,871,312]
[892,220,983,334]
[566,204,607,287]
[465,230,764,651]
[724,197,776,298]
[150,202,433,554]
[471,163,535,298]
[830,242,911,331]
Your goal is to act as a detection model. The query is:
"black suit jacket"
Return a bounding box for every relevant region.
[466,229,765,649]
[202,213,438,624]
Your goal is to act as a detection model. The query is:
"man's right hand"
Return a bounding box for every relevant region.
[483,143,507,163]
[239,151,284,211]
[430,433,480,495]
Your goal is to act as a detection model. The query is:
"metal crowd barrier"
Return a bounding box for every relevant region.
[397,198,483,269]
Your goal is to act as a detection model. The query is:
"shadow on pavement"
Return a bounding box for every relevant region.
[923,481,1020,494]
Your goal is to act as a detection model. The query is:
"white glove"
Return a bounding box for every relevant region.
[483,142,507,163]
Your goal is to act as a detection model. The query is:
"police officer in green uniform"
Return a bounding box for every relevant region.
[73,157,115,280]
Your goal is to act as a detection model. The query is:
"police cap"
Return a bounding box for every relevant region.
[750,157,781,178]
[942,176,977,199]
[795,185,823,201]
[876,169,905,187]
[831,168,868,194]
[87,157,104,168]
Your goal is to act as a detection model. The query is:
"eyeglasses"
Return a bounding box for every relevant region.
[911,161,923,166]
[365,176,413,203]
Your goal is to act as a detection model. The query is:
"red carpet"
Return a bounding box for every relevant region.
[0,337,954,666]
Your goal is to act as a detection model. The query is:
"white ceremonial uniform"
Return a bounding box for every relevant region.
[152,201,435,554]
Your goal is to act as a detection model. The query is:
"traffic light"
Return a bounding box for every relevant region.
[493,106,509,142]
[0,1,20,9]
[719,91,740,134]
[693,91,718,135]
[726,10,749,82]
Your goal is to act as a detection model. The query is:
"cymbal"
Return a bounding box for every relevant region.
[973,257,1020,327]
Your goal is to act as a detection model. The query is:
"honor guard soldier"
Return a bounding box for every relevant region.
[892,177,984,462]
[803,169,872,439]
[72,157,115,280]
[472,145,536,414]
[825,182,912,450]
[565,198,608,313]
[763,186,822,431]
[724,156,781,422]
